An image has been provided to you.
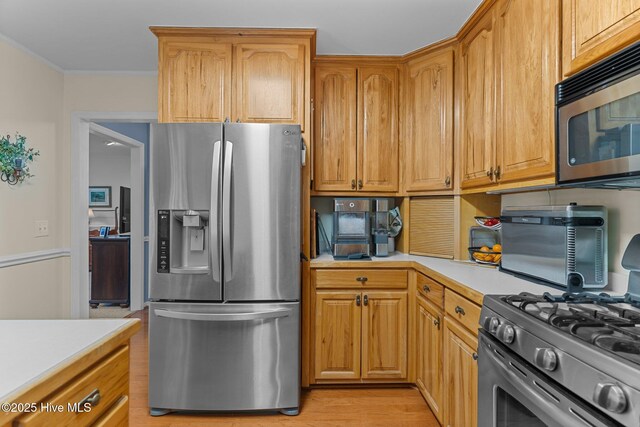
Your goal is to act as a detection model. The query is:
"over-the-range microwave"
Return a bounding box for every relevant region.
[557,40,640,189]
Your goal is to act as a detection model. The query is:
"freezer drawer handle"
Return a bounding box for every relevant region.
[154,308,290,322]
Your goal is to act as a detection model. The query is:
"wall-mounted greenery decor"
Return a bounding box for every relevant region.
[0,134,40,185]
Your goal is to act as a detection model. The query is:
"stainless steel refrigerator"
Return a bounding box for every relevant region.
[148,123,301,416]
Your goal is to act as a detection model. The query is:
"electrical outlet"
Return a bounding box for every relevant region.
[35,220,49,237]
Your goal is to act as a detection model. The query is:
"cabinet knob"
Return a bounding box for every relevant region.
[351,179,356,189]
[423,285,431,293]
[494,165,501,180]
[357,179,363,190]
[472,352,478,361]
[433,317,440,328]
[356,276,368,282]
[486,167,494,179]
[363,294,368,306]
[454,305,466,316]
[445,176,451,187]
[356,295,361,306]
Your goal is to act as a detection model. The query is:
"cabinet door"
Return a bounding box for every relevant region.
[416,295,444,424]
[357,66,399,192]
[361,291,407,379]
[314,291,361,380]
[563,0,640,76]
[314,65,357,191]
[158,41,232,123]
[443,317,478,427]
[495,0,559,184]
[405,50,454,192]
[233,44,305,127]
[459,11,496,189]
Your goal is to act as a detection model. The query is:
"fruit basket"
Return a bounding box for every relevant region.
[474,216,502,230]
[469,245,502,266]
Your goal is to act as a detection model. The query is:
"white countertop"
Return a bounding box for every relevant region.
[312,253,627,298]
[0,319,137,402]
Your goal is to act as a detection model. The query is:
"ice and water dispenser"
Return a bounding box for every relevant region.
[157,209,210,274]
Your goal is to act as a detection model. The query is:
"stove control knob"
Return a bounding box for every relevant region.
[534,348,557,371]
[484,317,501,334]
[593,383,627,414]
[496,323,515,344]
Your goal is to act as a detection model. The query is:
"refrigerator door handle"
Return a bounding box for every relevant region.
[223,140,233,280]
[210,140,222,282]
[154,308,291,322]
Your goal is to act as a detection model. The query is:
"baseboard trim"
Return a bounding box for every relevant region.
[0,248,71,269]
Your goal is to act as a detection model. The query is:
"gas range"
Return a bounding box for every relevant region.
[480,291,640,426]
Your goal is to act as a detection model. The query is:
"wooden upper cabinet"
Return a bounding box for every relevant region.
[405,50,454,192]
[158,40,232,123]
[358,66,399,192]
[314,65,357,191]
[314,291,361,381]
[563,0,640,76]
[459,10,496,189]
[361,291,407,379]
[233,44,305,127]
[495,0,559,184]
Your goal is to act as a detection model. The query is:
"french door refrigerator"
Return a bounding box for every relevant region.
[148,123,301,416]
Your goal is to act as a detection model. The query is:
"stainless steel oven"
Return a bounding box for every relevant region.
[478,332,618,427]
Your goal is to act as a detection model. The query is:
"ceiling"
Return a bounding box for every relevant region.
[0,0,481,72]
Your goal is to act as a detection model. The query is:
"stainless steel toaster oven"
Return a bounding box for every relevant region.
[500,204,607,290]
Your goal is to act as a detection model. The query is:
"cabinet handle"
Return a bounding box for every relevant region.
[486,167,494,180]
[472,352,479,361]
[494,165,501,180]
[433,317,440,329]
[363,294,368,306]
[455,305,466,316]
[445,176,451,187]
[423,285,430,293]
[78,388,101,410]
[356,295,361,306]
[351,179,356,189]
[357,179,363,190]
[356,276,368,282]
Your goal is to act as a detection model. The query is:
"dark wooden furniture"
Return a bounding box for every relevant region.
[90,237,130,308]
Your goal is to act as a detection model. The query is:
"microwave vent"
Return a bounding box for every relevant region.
[595,229,604,283]
[556,40,640,105]
[567,227,576,272]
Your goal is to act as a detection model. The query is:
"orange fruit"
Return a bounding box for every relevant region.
[492,244,502,253]
[494,254,502,263]
[480,246,491,253]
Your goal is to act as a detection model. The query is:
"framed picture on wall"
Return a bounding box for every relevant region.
[89,186,112,207]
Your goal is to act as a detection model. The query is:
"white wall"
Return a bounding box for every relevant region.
[502,188,640,287]
[89,134,131,229]
[0,39,68,318]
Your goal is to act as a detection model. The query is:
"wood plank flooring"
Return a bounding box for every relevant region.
[128,309,439,426]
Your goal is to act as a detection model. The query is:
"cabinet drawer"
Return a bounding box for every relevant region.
[16,346,129,427]
[416,273,444,308]
[444,289,481,335]
[315,269,408,289]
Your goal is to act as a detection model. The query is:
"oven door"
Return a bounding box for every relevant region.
[478,332,621,427]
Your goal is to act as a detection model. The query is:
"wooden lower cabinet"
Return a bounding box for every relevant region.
[415,294,444,424]
[313,289,407,383]
[443,317,479,427]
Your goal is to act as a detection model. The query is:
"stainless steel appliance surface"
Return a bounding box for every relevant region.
[500,204,607,290]
[478,292,640,427]
[148,123,301,416]
[332,198,371,258]
[557,40,640,189]
[371,199,390,257]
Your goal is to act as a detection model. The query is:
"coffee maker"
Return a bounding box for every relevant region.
[371,199,390,257]
[332,199,371,258]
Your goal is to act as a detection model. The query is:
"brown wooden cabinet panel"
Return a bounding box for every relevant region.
[234,44,305,127]
[314,269,408,289]
[459,10,496,189]
[314,291,362,380]
[314,65,357,191]
[361,291,407,379]
[443,317,478,427]
[563,0,640,76]
[90,238,130,306]
[405,50,454,192]
[495,0,559,184]
[416,294,444,424]
[358,66,399,192]
[158,40,232,123]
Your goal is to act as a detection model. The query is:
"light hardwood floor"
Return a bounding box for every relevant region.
[128,309,439,426]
